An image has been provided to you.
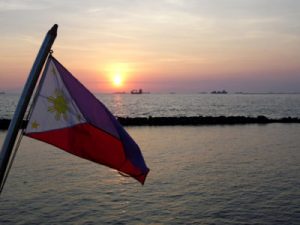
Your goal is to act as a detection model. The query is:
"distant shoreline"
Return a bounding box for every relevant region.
[3,92,300,95]
[1,116,300,129]
[109,92,300,95]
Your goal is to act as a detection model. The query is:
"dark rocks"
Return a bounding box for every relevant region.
[0,119,27,130]
[0,119,12,130]
[0,116,299,130]
[116,116,300,126]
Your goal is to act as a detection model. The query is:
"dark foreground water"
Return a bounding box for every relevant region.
[1,124,299,224]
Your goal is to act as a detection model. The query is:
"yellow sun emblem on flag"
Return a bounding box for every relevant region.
[47,89,69,121]
[31,120,40,129]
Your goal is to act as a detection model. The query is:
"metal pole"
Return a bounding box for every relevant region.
[0,24,58,191]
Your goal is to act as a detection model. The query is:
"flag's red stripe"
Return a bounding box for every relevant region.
[26,123,146,184]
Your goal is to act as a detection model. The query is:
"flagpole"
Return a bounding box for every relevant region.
[0,24,58,192]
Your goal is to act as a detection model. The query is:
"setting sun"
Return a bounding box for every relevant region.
[113,74,123,87]
[105,62,132,89]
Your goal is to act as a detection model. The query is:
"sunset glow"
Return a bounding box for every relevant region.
[113,74,123,87]
[0,1,299,93]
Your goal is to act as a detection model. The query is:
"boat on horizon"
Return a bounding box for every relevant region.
[211,90,227,94]
[130,89,150,94]
[113,91,127,94]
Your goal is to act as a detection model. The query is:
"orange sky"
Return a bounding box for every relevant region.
[0,0,300,93]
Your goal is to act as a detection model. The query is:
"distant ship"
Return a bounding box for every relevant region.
[113,91,126,94]
[0,92,5,95]
[211,90,228,94]
[130,89,150,94]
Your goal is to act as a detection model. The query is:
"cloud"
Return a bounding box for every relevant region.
[0,0,48,11]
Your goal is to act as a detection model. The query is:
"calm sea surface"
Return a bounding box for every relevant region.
[0,125,299,224]
[0,94,300,224]
[1,93,300,118]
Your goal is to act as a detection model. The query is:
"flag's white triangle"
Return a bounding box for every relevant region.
[26,60,85,134]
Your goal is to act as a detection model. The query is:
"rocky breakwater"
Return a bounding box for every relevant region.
[2,116,299,130]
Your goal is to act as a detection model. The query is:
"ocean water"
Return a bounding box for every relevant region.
[0,124,300,224]
[1,93,300,224]
[99,93,300,118]
[1,93,300,118]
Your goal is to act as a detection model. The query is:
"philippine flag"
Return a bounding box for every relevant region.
[25,56,149,184]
